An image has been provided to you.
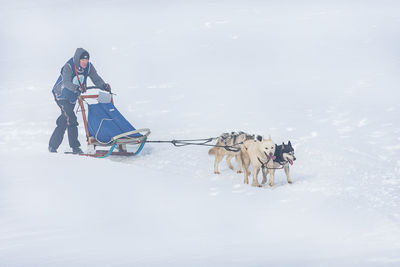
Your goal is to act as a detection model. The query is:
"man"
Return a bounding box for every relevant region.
[49,48,111,154]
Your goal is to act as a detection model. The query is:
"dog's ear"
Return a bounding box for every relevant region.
[282,142,285,149]
[256,135,262,142]
[288,140,292,147]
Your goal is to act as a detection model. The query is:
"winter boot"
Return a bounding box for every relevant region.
[72,147,84,154]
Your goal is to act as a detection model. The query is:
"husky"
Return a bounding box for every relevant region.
[261,141,296,186]
[208,131,254,174]
[240,135,276,187]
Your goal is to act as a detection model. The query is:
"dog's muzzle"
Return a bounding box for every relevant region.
[265,152,276,163]
[287,156,296,165]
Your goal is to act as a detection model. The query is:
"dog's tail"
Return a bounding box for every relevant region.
[208,147,217,155]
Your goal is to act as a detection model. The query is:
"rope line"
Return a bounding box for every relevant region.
[146,137,242,152]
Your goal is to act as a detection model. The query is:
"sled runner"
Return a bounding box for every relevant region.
[77,90,150,158]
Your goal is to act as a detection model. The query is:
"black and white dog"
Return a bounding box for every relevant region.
[261,141,296,186]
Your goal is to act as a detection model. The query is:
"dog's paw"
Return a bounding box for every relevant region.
[228,166,234,170]
[214,171,220,174]
[287,180,293,184]
[237,170,243,174]
[269,182,274,187]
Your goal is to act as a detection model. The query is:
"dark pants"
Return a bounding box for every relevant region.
[49,96,81,149]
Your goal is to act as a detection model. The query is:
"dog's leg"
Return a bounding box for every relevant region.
[261,166,267,184]
[213,152,224,174]
[284,164,293,184]
[251,167,261,187]
[235,153,243,173]
[268,169,275,187]
[226,154,234,170]
[240,151,250,184]
[244,170,249,184]
[242,159,250,184]
[244,170,250,184]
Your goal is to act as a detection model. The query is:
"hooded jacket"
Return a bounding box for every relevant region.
[53,48,106,104]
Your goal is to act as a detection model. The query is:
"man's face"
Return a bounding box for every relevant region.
[80,59,89,69]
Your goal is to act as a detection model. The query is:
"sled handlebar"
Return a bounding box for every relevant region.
[84,86,116,95]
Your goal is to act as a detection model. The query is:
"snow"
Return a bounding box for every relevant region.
[1,0,400,266]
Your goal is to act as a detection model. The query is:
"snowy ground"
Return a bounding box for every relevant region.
[1,0,400,266]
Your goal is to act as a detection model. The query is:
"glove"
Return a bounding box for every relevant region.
[103,83,111,92]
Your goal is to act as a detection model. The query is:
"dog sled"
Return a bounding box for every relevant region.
[77,89,150,158]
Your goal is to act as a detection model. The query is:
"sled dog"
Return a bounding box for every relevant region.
[261,141,296,186]
[208,131,254,174]
[240,135,276,187]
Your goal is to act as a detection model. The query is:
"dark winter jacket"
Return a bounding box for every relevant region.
[53,48,106,104]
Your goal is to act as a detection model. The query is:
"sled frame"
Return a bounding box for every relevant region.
[78,94,150,157]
